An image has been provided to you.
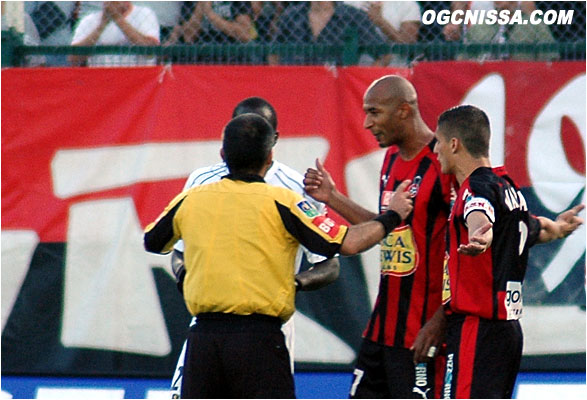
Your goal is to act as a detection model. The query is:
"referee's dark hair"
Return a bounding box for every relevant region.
[223,113,275,174]
[232,97,278,131]
[437,105,490,158]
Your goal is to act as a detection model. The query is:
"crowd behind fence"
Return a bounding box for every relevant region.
[1,1,586,67]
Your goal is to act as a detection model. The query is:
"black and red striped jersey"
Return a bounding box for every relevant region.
[443,166,541,320]
[363,140,453,349]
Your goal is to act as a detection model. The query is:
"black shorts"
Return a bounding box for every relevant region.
[181,313,295,399]
[443,314,523,399]
[350,339,443,399]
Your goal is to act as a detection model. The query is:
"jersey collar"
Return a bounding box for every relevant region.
[224,173,265,183]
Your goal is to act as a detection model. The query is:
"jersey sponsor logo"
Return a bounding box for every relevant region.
[311,216,340,239]
[463,196,495,223]
[505,281,523,320]
[297,200,321,218]
[380,225,419,276]
[442,253,451,304]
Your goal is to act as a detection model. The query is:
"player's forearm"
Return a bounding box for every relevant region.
[340,220,385,255]
[340,211,401,255]
[295,258,340,291]
[327,190,377,224]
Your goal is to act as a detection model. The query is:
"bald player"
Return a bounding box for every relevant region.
[305,75,453,398]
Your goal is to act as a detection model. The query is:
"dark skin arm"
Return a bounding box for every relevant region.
[295,257,340,291]
[411,305,446,364]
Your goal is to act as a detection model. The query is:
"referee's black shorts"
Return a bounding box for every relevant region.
[181,312,295,399]
[443,313,523,399]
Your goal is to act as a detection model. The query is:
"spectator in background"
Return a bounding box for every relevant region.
[458,1,558,61]
[442,1,536,42]
[268,1,391,66]
[251,1,286,43]
[165,1,254,44]
[70,1,160,67]
[25,1,78,66]
[163,1,254,63]
[346,1,421,65]
[135,1,182,43]
[417,1,453,60]
[77,1,104,19]
[535,1,586,60]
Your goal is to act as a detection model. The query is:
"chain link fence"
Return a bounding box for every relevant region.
[1,1,585,67]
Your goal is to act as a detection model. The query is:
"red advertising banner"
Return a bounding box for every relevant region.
[2,63,585,376]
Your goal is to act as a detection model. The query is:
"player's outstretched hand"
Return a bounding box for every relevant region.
[387,180,413,220]
[458,222,492,255]
[304,158,336,204]
[556,204,585,238]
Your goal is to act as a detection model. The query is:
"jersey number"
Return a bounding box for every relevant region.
[518,221,528,255]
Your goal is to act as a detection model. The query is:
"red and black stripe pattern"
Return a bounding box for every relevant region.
[363,140,452,349]
[443,314,523,398]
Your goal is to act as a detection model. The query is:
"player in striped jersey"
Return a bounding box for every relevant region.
[305,75,452,398]
[433,105,583,398]
[169,97,340,398]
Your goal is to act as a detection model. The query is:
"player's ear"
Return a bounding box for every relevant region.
[220,148,225,161]
[450,137,459,153]
[397,102,410,119]
[265,149,274,166]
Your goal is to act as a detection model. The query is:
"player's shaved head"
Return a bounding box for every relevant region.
[365,75,418,107]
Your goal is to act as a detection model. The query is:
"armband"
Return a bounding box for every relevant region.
[374,210,401,236]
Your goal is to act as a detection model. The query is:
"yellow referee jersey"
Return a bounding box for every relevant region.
[144,174,348,321]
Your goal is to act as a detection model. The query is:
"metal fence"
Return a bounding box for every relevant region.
[2,1,586,67]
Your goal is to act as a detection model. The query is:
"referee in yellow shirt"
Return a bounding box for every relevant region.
[144,113,413,398]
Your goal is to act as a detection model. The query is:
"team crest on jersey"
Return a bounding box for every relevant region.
[380,225,419,276]
[408,176,422,198]
[297,200,320,218]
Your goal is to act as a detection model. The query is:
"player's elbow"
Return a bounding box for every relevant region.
[144,231,164,253]
[340,240,362,256]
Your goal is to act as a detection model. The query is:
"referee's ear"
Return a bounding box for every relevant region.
[265,149,274,166]
[220,148,225,161]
